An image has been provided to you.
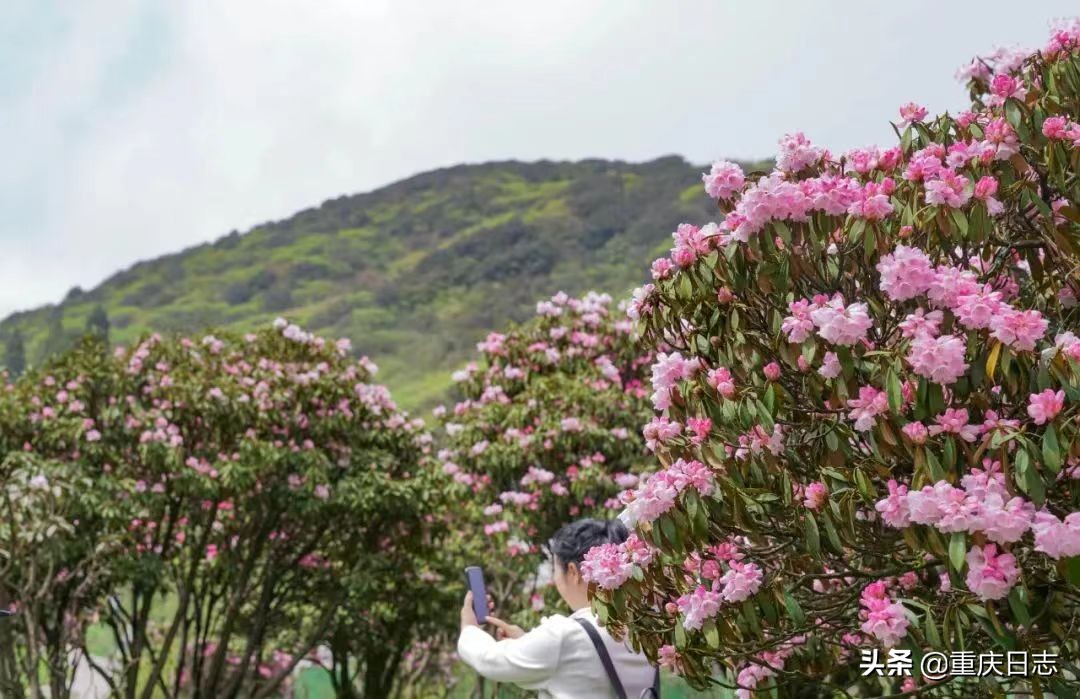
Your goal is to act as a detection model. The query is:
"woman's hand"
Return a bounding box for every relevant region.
[460,592,496,630]
[461,591,480,629]
[485,616,525,640]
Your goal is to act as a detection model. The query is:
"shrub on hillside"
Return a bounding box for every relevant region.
[436,292,654,624]
[595,21,1080,697]
[0,322,444,698]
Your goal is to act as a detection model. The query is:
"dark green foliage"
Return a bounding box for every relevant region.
[3,329,24,376]
[84,305,110,344]
[38,308,75,362]
[0,158,764,409]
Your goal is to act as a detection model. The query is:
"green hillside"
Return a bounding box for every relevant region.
[0,156,755,410]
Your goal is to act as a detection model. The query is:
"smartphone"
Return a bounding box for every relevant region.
[464,566,488,624]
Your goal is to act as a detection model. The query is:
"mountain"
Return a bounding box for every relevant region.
[0,156,761,410]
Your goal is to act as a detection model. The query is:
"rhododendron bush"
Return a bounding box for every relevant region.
[437,292,653,620]
[594,22,1080,696]
[0,324,443,698]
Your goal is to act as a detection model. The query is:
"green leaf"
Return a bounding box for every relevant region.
[927,382,946,416]
[703,620,720,649]
[942,438,956,473]
[949,532,967,574]
[783,591,806,626]
[848,218,867,242]
[754,398,775,431]
[674,621,688,649]
[1062,557,1080,587]
[1007,588,1031,628]
[661,516,680,551]
[854,469,874,502]
[803,513,821,560]
[886,369,903,415]
[821,511,843,553]
[1005,98,1024,130]
[924,609,943,649]
[742,599,761,636]
[949,208,969,236]
[1043,425,1062,474]
[925,450,946,482]
[1015,448,1046,506]
[595,600,610,624]
[763,384,776,413]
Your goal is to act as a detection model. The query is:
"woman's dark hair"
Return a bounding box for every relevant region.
[549,518,629,570]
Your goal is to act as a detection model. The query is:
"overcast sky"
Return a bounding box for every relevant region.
[1,1,1076,318]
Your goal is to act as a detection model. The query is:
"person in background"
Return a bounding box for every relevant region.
[457,518,658,698]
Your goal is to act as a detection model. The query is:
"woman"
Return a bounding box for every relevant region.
[457,518,658,698]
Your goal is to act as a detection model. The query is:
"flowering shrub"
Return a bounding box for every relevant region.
[0,454,128,698]
[436,292,654,619]
[0,323,442,697]
[597,21,1080,696]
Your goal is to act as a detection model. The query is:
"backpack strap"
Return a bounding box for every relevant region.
[574,617,627,699]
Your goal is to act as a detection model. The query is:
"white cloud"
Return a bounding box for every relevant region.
[1,0,1076,316]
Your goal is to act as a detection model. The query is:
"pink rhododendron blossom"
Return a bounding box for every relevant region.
[707,367,736,398]
[987,73,1028,107]
[898,308,944,339]
[965,544,1020,601]
[763,362,781,382]
[906,481,961,526]
[1027,389,1065,425]
[848,180,895,221]
[643,416,682,452]
[953,286,1005,330]
[703,160,745,200]
[802,481,828,510]
[989,309,1048,351]
[622,534,656,567]
[875,480,910,528]
[927,265,980,309]
[676,585,723,631]
[846,386,889,432]
[809,298,873,346]
[973,175,1005,215]
[925,170,972,208]
[898,102,928,126]
[1031,511,1080,559]
[876,245,936,301]
[1055,332,1080,360]
[657,645,681,673]
[622,459,714,525]
[901,422,928,444]
[782,299,816,343]
[906,334,968,385]
[983,117,1020,159]
[580,543,633,590]
[977,492,1035,545]
[686,417,712,446]
[650,352,698,410]
[818,352,841,379]
[776,132,824,173]
[928,408,980,442]
[859,582,909,647]
[719,561,763,603]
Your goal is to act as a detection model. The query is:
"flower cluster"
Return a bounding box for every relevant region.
[620,459,715,525]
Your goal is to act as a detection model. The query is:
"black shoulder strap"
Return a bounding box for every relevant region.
[574,617,627,699]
